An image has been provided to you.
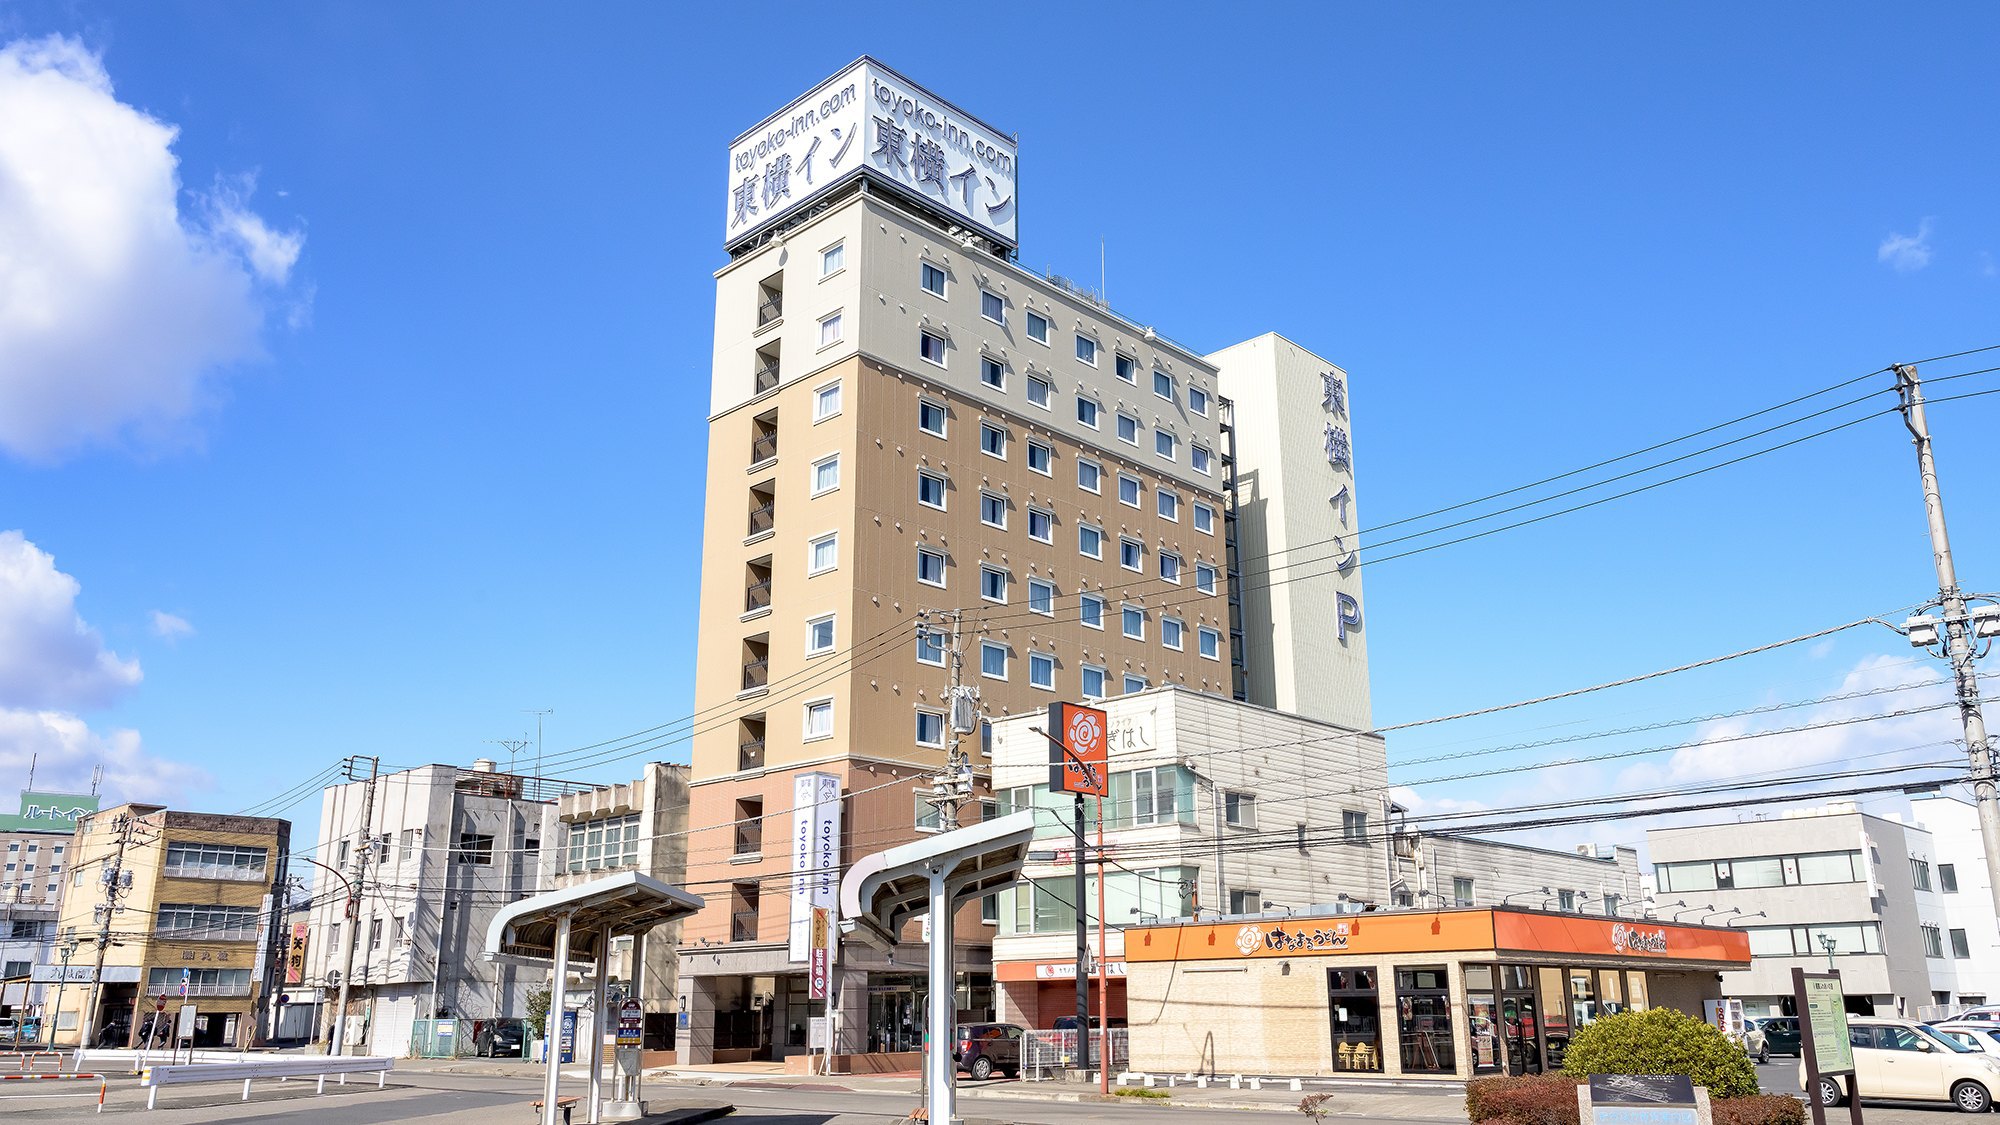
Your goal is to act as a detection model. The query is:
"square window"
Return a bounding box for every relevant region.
[818,311,843,348]
[1028,508,1053,543]
[1078,458,1101,493]
[921,261,947,296]
[916,629,946,665]
[1198,626,1221,660]
[1116,413,1139,445]
[1122,605,1144,639]
[1027,375,1052,408]
[806,614,835,655]
[1075,335,1098,366]
[1076,397,1100,428]
[1196,563,1217,594]
[1079,525,1103,559]
[1162,617,1184,650]
[1029,651,1055,689]
[915,710,945,748]
[813,381,842,421]
[1081,664,1107,699]
[1028,578,1055,616]
[1191,444,1212,474]
[1154,370,1173,399]
[1118,474,1141,507]
[981,290,1004,324]
[1080,593,1105,630]
[1193,503,1215,534]
[811,454,840,495]
[918,399,946,436]
[1160,552,1182,583]
[1115,354,1136,383]
[1157,490,1179,521]
[980,640,1008,679]
[1027,440,1052,475]
[1155,430,1177,460]
[1026,310,1049,343]
[981,357,1005,390]
[980,491,1007,529]
[804,699,834,740]
[1123,674,1148,694]
[808,533,838,574]
[980,565,1008,603]
[1120,538,1143,571]
[919,330,946,366]
[1189,385,1210,416]
[918,470,947,510]
[980,422,1007,458]
[821,243,844,276]
[917,548,946,587]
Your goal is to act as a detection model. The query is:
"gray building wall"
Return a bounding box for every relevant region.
[1416,834,1644,916]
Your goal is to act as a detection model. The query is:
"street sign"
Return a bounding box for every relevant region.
[178,967,189,999]
[808,906,832,1000]
[1794,968,1861,1125]
[616,999,643,1047]
[558,1009,577,1064]
[175,1004,197,1039]
[154,994,167,1014]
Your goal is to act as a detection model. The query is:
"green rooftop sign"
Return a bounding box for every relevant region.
[0,791,100,834]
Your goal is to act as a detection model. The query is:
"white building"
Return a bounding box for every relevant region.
[1911,794,1998,1010]
[304,761,561,1055]
[0,790,95,1027]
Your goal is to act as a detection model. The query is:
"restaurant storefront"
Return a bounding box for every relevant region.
[1122,908,1750,1080]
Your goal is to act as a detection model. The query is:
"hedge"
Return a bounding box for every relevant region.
[1466,1076,1804,1125]
[1560,1008,1759,1099]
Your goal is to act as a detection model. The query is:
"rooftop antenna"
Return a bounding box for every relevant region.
[524,710,553,777]
[90,765,103,796]
[487,738,531,774]
[24,753,35,792]
[1100,237,1106,305]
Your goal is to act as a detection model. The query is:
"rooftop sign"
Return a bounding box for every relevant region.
[0,790,99,834]
[726,57,1018,251]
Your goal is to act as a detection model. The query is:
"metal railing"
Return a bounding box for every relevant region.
[741,659,769,691]
[750,432,778,464]
[733,823,763,856]
[754,362,780,393]
[744,580,772,613]
[737,738,765,770]
[1020,1029,1129,1079]
[747,503,775,536]
[730,910,759,943]
[758,296,782,326]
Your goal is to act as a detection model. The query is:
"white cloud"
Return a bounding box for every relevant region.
[0,35,306,462]
[1878,218,1935,273]
[0,707,207,804]
[149,610,194,642]
[0,530,141,709]
[1980,251,1996,279]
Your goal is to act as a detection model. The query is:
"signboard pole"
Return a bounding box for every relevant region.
[1040,701,1109,1073]
[1094,791,1110,1094]
[1793,966,1862,1125]
[1072,794,1088,1067]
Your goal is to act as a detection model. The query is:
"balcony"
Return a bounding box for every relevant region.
[750,431,778,465]
[741,659,769,693]
[744,580,772,615]
[754,361,780,394]
[758,295,783,327]
[730,910,759,943]
[747,503,775,538]
[737,738,765,772]
[734,822,763,857]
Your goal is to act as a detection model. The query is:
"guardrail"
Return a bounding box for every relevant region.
[0,1072,107,1113]
[13,1050,69,1072]
[138,1056,393,1109]
[1020,1029,1129,1079]
[75,1047,254,1074]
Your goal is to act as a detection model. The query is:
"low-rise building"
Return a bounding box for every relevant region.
[0,789,94,1029]
[1910,794,1998,1011]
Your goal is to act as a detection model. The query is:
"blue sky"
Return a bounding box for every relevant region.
[1,4,1995,861]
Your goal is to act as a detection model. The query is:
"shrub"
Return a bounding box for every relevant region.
[1561,1008,1759,1099]
[1467,1073,1583,1125]
[1712,1095,1807,1125]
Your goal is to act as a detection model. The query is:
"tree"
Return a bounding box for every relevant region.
[1561,1008,1758,1099]
[525,985,551,1041]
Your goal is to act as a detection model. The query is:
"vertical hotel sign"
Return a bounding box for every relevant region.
[789,772,842,962]
[725,57,1018,251]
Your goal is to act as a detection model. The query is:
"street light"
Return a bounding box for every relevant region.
[1726,911,1767,926]
[1672,903,1714,922]
[1501,887,1552,906]
[1700,907,1742,925]
[1818,932,1839,971]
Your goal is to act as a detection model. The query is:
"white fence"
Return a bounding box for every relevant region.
[138,1056,393,1109]
[1020,1029,1129,1079]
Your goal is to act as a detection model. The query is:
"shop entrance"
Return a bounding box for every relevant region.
[1325,967,1383,1072]
[1497,966,1541,1075]
[868,975,924,1054]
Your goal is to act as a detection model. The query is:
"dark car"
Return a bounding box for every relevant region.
[954,1022,1024,1080]
[1755,1016,1803,1057]
[476,1019,526,1058]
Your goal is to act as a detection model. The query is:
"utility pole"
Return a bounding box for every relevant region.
[1893,364,2000,918]
[78,812,135,1049]
[923,611,976,832]
[45,934,80,1046]
[329,756,380,1056]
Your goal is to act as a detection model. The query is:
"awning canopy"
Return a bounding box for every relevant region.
[840,811,1036,951]
[484,871,705,965]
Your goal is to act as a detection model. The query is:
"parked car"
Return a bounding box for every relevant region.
[953,1022,1024,1080]
[1934,1023,2000,1055]
[0,1017,18,1044]
[1742,1020,1770,1064]
[1804,1016,2000,1113]
[475,1019,526,1058]
[1752,1016,1803,1058]
[1938,1005,2000,1026]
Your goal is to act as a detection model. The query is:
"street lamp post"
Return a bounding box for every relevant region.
[1818,932,1838,972]
[1727,911,1768,926]
[1500,887,1552,906]
[1672,903,1714,922]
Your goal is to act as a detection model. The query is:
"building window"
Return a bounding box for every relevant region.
[1229,889,1262,914]
[1557,889,1577,911]
[979,490,1007,529]
[1941,863,1959,893]
[917,547,946,587]
[1029,651,1055,690]
[1027,310,1049,343]
[1196,563,1217,594]
[1027,374,1052,408]
[1077,458,1101,493]
[918,470,947,510]
[1154,370,1173,399]
[1123,674,1148,694]
[803,699,834,740]
[1161,616,1184,650]
[980,640,1008,680]
[980,290,1004,324]
[918,398,947,437]
[1080,593,1105,630]
[1395,968,1457,1074]
[1028,578,1055,616]
[1159,552,1182,583]
[1342,810,1369,844]
[1119,537,1142,571]
[1076,397,1100,428]
[1453,877,1474,907]
[399,829,418,863]
[1118,474,1141,507]
[1028,507,1053,543]
[369,917,384,949]
[163,843,268,881]
[1157,490,1179,521]
[915,709,945,748]
[1081,664,1107,699]
[980,357,1005,390]
[813,381,841,421]
[916,628,945,666]
[1193,502,1215,534]
[1155,430,1177,460]
[919,330,946,366]
[1115,354,1136,383]
[1951,928,1972,959]
[980,422,1007,459]
[1922,924,1945,959]
[980,565,1008,603]
[454,834,495,866]
[1656,850,1863,892]
[147,967,251,998]
[155,904,260,942]
[1603,893,1622,916]
[1225,792,1256,828]
[1191,444,1212,475]
[821,242,844,276]
[1189,385,1210,416]
[808,532,838,574]
[818,310,844,348]
[1079,524,1103,559]
[1122,604,1145,640]
[921,261,947,296]
[1911,858,1933,891]
[1027,440,1052,476]
[1076,335,1098,366]
[811,453,840,495]
[1116,412,1139,445]
[806,614,835,656]
[1198,626,1220,660]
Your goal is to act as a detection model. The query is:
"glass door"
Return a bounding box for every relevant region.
[1499,966,1542,1076]
[1465,965,1501,1075]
